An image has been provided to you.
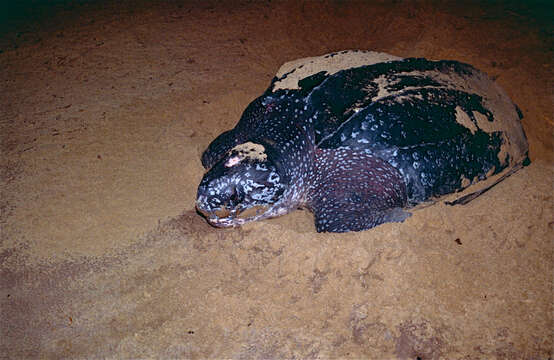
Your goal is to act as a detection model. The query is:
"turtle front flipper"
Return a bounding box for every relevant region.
[308,148,410,233]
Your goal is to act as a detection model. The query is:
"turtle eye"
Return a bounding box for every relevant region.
[228,186,242,207]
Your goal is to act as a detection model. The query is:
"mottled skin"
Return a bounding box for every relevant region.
[196,51,528,232]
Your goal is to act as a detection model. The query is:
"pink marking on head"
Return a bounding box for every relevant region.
[225,156,242,168]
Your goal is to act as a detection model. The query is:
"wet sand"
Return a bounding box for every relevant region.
[1,1,552,358]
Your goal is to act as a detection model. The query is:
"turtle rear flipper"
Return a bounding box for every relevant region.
[309,148,409,232]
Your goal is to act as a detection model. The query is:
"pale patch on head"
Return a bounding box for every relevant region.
[455,106,478,134]
[227,142,267,165]
[224,156,242,167]
[273,50,402,91]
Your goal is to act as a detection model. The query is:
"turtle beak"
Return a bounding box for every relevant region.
[200,209,245,228]
[196,197,270,228]
[195,196,240,228]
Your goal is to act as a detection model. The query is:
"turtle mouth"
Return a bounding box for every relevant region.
[196,203,271,228]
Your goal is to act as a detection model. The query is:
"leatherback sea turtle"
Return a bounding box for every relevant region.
[196,50,529,232]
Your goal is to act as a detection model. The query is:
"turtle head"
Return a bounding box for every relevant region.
[196,142,288,227]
